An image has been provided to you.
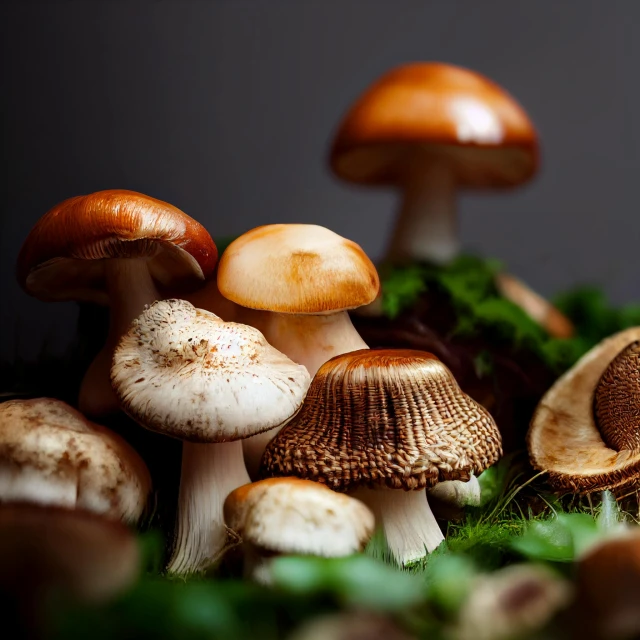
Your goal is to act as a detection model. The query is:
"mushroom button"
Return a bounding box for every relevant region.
[217,223,380,478]
[261,349,502,565]
[0,398,151,523]
[16,190,218,417]
[110,299,310,575]
[330,62,538,264]
[0,503,140,610]
[224,477,374,584]
[528,327,640,494]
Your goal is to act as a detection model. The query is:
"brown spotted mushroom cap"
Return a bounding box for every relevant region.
[224,477,375,557]
[261,349,502,491]
[0,398,151,522]
[528,327,640,494]
[330,62,538,188]
[17,189,218,304]
[111,299,310,442]
[217,224,380,314]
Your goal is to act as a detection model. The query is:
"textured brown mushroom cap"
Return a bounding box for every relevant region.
[330,62,538,188]
[261,349,501,491]
[0,398,151,522]
[528,327,640,494]
[17,189,218,304]
[0,503,140,604]
[217,224,380,314]
[224,477,374,556]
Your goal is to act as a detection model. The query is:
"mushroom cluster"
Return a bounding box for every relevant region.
[9,182,506,596]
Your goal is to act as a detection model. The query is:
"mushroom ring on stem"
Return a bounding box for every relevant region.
[224,477,375,584]
[16,189,218,417]
[261,349,502,565]
[0,398,151,523]
[111,299,310,575]
[329,62,538,265]
[217,223,380,477]
[528,327,640,494]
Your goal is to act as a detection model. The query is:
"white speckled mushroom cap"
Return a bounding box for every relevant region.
[0,398,150,523]
[224,477,375,556]
[111,299,311,443]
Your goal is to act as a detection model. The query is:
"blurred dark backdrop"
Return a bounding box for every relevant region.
[1,1,636,360]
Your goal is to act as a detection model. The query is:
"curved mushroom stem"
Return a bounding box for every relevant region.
[242,311,367,480]
[351,487,444,565]
[242,543,274,585]
[79,259,161,417]
[385,161,457,265]
[167,440,250,575]
[428,475,481,508]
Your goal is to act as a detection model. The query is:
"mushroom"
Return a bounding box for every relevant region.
[224,477,375,584]
[527,327,640,494]
[16,189,218,417]
[0,502,140,632]
[573,529,640,640]
[217,224,379,477]
[428,475,482,509]
[0,397,150,522]
[329,62,538,265]
[261,349,502,565]
[110,299,310,574]
[494,272,574,339]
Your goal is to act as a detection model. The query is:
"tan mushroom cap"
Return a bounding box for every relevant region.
[0,398,151,522]
[528,327,640,494]
[111,299,310,442]
[17,189,218,304]
[224,477,374,556]
[217,224,380,314]
[330,62,538,188]
[261,349,502,491]
[0,503,140,604]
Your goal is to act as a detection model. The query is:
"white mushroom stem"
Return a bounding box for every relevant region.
[79,259,161,416]
[167,440,250,575]
[386,160,458,265]
[242,543,274,585]
[428,475,481,508]
[241,310,368,479]
[351,487,444,565]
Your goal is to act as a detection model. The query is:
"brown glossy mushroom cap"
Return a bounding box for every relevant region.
[0,398,151,522]
[528,327,640,494]
[0,503,140,605]
[17,189,218,304]
[217,224,380,314]
[224,477,374,556]
[261,349,502,491]
[330,62,538,188]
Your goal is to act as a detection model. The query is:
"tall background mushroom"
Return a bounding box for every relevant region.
[16,189,218,417]
[329,62,538,265]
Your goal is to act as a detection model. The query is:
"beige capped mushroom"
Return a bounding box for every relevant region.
[330,62,538,264]
[224,477,374,584]
[217,223,380,478]
[17,190,218,417]
[111,299,310,574]
[528,327,640,494]
[261,349,502,565]
[0,398,150,522]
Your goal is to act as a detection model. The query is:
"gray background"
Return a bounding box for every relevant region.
[1,1,636,360]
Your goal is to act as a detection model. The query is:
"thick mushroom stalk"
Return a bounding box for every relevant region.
[352,487,444,563]
[168,441,249,574]
[79,258,161,416]
[386,160,457,264]
[111,299,310,575]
